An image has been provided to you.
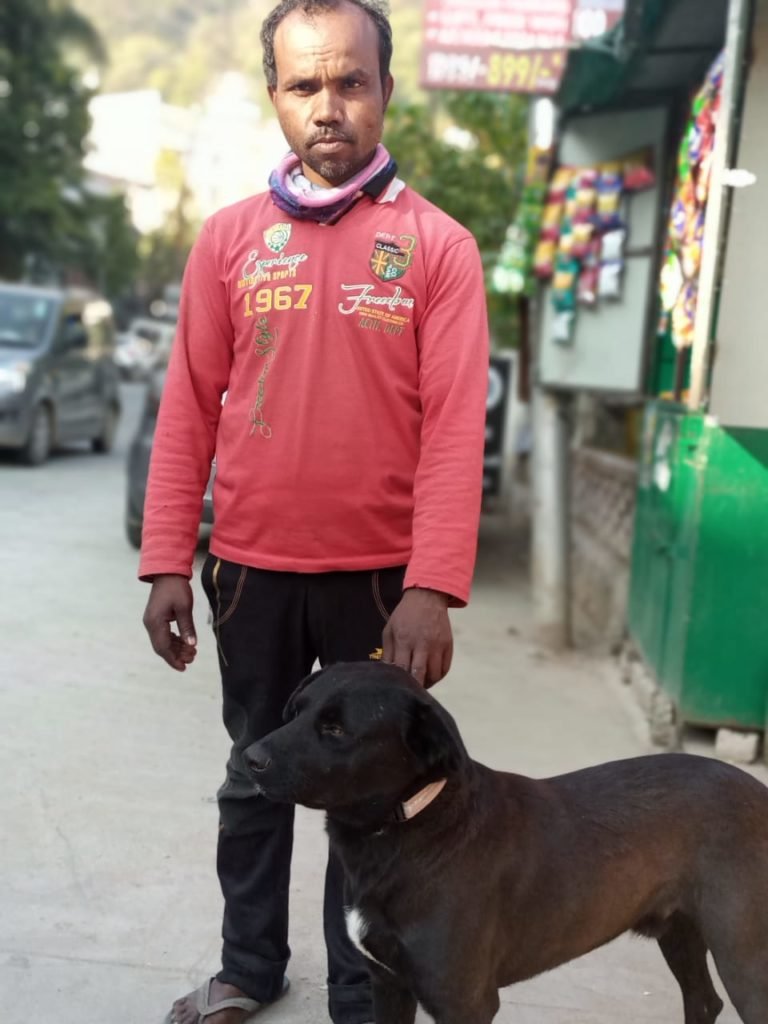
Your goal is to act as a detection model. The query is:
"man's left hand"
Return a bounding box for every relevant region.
[382,587,453,688]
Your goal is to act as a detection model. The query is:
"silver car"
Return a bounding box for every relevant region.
[114,317,176,381]
[0,282,121,465]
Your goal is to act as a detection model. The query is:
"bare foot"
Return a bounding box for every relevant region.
[169,979,260,1024]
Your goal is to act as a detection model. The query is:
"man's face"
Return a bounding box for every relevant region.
[268,1,394,188]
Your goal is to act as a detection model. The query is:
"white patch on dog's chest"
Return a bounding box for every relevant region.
[345,907,393,972]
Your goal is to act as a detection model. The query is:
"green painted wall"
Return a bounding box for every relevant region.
[628,404,768,730]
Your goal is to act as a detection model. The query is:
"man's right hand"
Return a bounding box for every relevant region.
[143,574,198,672]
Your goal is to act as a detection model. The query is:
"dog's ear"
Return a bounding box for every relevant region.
[283,668,324,723]
[404,698,463,775]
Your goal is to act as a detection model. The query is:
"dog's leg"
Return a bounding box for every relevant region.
[370,965,417,1024]
[657,913,723,1024]
[709,938,768,1024]
[431,990,500,1024]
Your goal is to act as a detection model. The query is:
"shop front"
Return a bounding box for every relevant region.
[522,0,729,652]
[533,0,768,749]
[627,0,768,750]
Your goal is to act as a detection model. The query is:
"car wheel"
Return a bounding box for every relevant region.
[19,403,53,466]
[93,402,119,454]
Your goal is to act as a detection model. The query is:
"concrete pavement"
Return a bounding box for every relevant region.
[0,475,758,1022]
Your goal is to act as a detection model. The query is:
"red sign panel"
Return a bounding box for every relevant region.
[421,0,625,94]
[422,47,567,95]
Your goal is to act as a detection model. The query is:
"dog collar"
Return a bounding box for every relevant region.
[395,779,447,823]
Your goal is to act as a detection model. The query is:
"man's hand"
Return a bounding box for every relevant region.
[382,587,453,688]
[143,574,198,672]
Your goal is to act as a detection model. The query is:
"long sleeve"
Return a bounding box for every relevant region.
[403,236,490,605]
[138,220,234,580]
[136,189,489,590]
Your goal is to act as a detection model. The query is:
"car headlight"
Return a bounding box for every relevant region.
[0,363,30,395]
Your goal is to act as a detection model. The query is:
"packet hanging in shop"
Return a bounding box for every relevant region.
[553,256,580,312]
[681,207,705,279]
[601,228,627,263]
[598,261,624,300]
[540,202,565,241]
[578,264,600,307]
[548,167,574,202]
[564,183,579,220]
[571,220,595,259]
[596,170,623,229]
[660,251,684,313]
[574,169,598,218]
[558,219,575,257]
[534,239,557,279]
[553,309,576,345]
[671,280,698,349]
[623,150,656,191]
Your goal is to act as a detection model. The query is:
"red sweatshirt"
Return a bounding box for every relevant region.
[139,182,489,605]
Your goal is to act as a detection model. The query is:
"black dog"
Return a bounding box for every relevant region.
[245,662,768,1024]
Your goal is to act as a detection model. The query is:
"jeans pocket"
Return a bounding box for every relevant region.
[203,557,248,669]
[371,566,406,623]
[209,558,248,629]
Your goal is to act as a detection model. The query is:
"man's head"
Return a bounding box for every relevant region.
[261,0,395,188]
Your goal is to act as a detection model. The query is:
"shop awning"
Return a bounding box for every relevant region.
[557,0,728,112]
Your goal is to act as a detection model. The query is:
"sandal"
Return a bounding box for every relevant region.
[163,976,290,1023]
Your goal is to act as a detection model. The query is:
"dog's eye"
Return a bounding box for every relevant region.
[320,722,345,738]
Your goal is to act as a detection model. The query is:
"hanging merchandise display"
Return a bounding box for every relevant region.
[658,52,725,358]
[531,149,656,344]
[492,146,553,298]
[576,238,601,307]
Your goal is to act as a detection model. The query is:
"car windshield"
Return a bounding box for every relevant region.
[0,292,56,348]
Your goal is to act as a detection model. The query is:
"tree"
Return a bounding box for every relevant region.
[0,0,104,280]
[62,191,141,298]
[72,0,428,109]
[0,0,139,295]
[384,91,528,345]
[135,154,199,309]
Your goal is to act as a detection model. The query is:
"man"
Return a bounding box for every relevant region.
[141,1,489,1022]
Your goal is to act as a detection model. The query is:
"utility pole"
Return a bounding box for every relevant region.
[531,383,570,649]
[528,98,570,650]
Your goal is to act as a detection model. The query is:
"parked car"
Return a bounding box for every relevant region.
[114,317,176,381]
[0,282,121,465]
[126,367,214,549]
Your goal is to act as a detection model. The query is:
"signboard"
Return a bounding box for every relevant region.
[421,0,625,94]
[422,47,567,94]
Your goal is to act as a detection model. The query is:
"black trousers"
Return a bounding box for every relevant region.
[200,554,406,1024]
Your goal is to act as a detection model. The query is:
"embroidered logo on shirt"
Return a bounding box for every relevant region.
[249,316,279,440]
[338,284,414,338]
[239,248,309,288]
[369,233,418,282]
[264,223,292,254]
[338,285,415,316]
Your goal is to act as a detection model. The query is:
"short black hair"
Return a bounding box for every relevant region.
[261,0,393,89]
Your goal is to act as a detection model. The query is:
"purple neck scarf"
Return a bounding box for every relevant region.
[269,144,398,224]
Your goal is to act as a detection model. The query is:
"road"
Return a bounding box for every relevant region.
[0,384,746,1023]
[0,381,238,1022]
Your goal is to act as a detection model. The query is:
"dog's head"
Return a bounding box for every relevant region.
[244,662,467,817]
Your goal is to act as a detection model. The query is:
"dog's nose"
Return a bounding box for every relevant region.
[245,743,272,774]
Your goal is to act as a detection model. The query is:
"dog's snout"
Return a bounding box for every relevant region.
[245,743,272,774]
